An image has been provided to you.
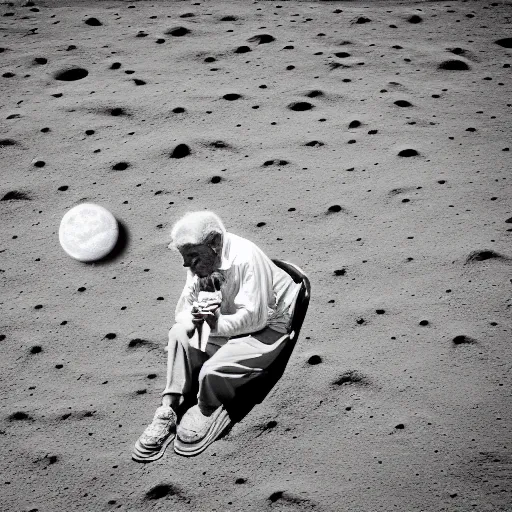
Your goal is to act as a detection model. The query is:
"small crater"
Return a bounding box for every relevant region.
[110,62,121,70]
[223,93,241,101]
[1,191,31,201]
[112,162,129,171]
[0,139,19,147]
[327,205,346,213]
[145,483,177,500]
[408,15,422,23]
[398,149,419,157]
[110,107,126,116]
[307,355,322,365]
[247,34,275,45]
[54,67,89,81]
[210,140,228,148]
[335,52,351,58]
[495,38,512,49]
[234,46,251,54]
[304,140,324,147]
[288,102,313,111]
[333,269,346,276]
[419,320,429,326]
[170,143,191,159]
[395,423,405,429]
[333,370,368,386]
[172,107,185,113]
[221,15,238,21]
[235,477,246,484]
[305,90,323,98]
[465,250,505,263]
[104,333,116,340]
[33,57,47,65]
[165,27,190,37]
[352,16,371,24]
[453,335,476,345]
[394,100,412,107]
[30,345,42,354]
[133,79,146,86]
[128,338,149,348]
[210,176,222,184]
[84,17,102,26]
[349,120,361,128]
[9,411,31,421]
[438,59,470,71]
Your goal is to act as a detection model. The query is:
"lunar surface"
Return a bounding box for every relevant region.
[0,1,510,511]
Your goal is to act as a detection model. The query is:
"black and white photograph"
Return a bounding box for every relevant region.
[1,0,511,510]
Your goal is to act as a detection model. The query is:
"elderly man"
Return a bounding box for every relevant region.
[133,211,301,461]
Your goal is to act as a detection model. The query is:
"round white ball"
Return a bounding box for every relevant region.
[59,203,119,262]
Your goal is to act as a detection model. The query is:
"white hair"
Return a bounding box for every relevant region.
[169,210,226,250]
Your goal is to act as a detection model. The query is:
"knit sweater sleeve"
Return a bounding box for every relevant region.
[212,248,273,337]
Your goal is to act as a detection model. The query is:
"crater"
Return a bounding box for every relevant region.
[438,59,470,70]
[408,15,422,23]
[465,249,506,263]
[288,101,313,111]
[223,93,241,101]
[0,139,19,147]
[398,149,419,157]
[170,144,191,159]
[145,483,177,500]
[247,34,275,44]
[165,27,190,37]
[453,335,477,345]
[84,17,102,26]
[112,162,129,171]
[333,370,368,386]
[495,38,512,49]
[54,67,89,81]
[2,190,31,201]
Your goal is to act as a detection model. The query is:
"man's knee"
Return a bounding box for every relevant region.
[168,323,190,349]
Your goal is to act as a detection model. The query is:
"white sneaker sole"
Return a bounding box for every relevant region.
[131,433,175,463]
[174,407,231,457]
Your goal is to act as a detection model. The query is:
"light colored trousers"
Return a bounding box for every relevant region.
[162,324,286,414]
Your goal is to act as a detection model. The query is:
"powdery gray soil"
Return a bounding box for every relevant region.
[1,1,511,510]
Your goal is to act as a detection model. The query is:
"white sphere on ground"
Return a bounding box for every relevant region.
[59,203,119,262]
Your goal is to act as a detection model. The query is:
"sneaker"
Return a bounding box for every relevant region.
[132,406,176,462]
[176,404,221,444]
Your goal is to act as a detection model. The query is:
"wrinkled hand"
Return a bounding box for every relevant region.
[192,299,221,329]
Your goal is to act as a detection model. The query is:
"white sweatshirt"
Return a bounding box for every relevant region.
[174,232,301,338]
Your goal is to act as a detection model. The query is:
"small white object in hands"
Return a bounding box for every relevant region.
[59,203,119,262]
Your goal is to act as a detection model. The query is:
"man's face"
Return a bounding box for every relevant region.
[177,243,220,278]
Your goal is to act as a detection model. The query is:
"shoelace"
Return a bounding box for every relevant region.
[146,412,173,436]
